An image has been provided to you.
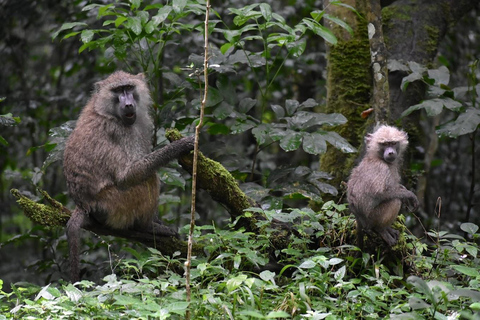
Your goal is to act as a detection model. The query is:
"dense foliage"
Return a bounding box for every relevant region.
[1,204,480,318]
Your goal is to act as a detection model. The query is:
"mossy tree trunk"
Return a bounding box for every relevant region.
[321,0,373,188]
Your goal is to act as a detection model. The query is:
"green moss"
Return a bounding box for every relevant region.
[424,25,440,57]
[10,188,70,227]
[320,19,372,187]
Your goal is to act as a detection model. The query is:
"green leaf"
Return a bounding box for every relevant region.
[324,14,353,35]
[451,265,479,277]
[52,22,88,40]
[401,98,462,117]
[239,98,257,113]
[401,72,423,91]
[151,5,172,27]
[271,104,285,118]
[428,66,450,86]
[460,222,479,235]
[80,29,94,43]
[310,10,325,22]
[285,99,299,116]
[98,4,115,17]
[0,136,8,146]
[303,132,327,154]
[206,87,224,107]
[279,130,303,152]
[436,107,480,137]
[323,131,356,153]
[259,3,272,21]
[159,167,186,189]
[252,123,270,145]
[226,274,248,292]
[172,0,187,14]
[115,16,128,27]
[126,16,142,35]
[286,39,306,58]
[130,0,141,11]
[302,18,337,45]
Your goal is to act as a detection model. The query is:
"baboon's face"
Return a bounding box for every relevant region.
[112,84,138,126]
[380,141,399,163]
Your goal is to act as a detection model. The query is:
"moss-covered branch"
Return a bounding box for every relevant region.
[10,188,204,257]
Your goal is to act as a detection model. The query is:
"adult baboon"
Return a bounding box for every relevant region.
[63,71,194,281]
[347,125,419,249]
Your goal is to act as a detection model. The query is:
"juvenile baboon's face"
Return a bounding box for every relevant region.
[379,141,399,163]
[112,84,138,126]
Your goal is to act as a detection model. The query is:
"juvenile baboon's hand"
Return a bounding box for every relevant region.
[404,191,419,212]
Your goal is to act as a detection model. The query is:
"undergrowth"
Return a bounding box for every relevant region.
[1,202,480,319]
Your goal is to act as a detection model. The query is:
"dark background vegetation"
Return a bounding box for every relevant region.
[0,0,479,290]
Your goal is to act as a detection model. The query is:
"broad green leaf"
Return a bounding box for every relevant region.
[259,270,276,283]
[159,167,186,189]
[302,18,337,45]
[52,22,87,40]
[299,259,316,269]
[126,16,142,35]
[213,101,234,120]
[279,130,303,152]
[98,4,115,17]
[206,87,224,107]
[334,265,346,281]
[460,222,479,235]
[409,297,431,310]
[260,3,272,21]
[80,29,94,43]
[151,6,172,27]
[408,61,427,74]
[401,72,423,91]
[388,59,410,72]
[285,99,299,116]
[401,98,462,117]
[451,265,479,277]
[266,311,291,318]
[286,39,306,58]
[303,132,327,155]
[239,98,257,113]
[428,66,450,86]
[226,274,248,292]
[310,10,325,22]
[324,14,353,35]
[436,107,480,137]
[323,131,356,153]
[130,0,141,10]
[172,0,186,13]
[271,104,285,118]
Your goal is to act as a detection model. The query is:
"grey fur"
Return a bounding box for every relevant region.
[347,125,419,249]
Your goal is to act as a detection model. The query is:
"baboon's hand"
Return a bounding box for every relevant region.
[180,136,195,152]
[404,191,419,212]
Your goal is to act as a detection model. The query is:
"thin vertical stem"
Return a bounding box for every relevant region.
[185,1,210,319]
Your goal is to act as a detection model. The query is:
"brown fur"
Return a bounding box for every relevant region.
[347,125,418,249]
[63,71,194,281]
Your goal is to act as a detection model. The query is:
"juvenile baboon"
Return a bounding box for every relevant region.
[63,71,194,282]
[347,125,419,249]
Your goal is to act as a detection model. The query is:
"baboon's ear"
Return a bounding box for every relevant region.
[136,73,146,81]
[365,133,373,144]
[93,81,102,93]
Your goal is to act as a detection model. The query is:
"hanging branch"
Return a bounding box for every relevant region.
[185,1,210,318]
[366,0,390,124]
